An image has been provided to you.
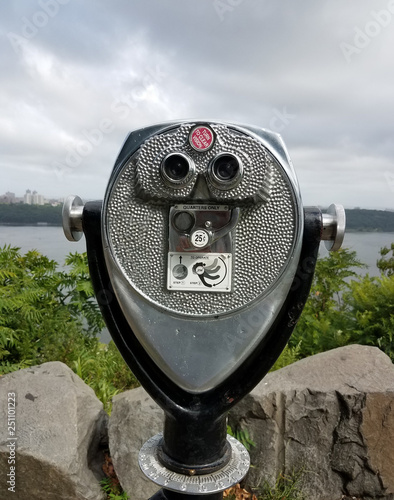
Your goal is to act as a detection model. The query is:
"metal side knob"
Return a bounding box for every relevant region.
[321,204,346,252]
[62,195,84,242]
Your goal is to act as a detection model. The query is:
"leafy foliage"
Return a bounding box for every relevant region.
[274,244,394,368]
[270,342,303,372]
[347,274,394,360]
[0,246,101,369]
[227,424,256,452]
[100,477,130,500]
[288,248,365,359]
[73,341,138,413]
[377,243,394,276]
[0,246,138,410]
[257,469,305,500]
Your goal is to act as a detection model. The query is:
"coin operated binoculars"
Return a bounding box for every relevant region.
[63,121,345,500]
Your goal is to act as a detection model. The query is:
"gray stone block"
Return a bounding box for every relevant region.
[0,362,108,500]
[108,345,394,500]
[231,345,394,499]
[109,386,164,500]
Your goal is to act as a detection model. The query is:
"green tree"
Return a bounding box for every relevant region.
[347,273,394,361]
[0,246,102,372]
[0,246,138,409]
[287,244,394,365]
[377,243,394,277]
[289,248,365,358]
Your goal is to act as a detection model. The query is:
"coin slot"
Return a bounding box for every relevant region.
[173,211,195,233]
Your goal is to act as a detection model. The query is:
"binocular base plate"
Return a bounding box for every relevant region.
[139,434,250,495]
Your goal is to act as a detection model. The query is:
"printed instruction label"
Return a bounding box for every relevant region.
[167,252,232,292]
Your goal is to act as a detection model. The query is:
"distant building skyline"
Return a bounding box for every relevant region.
[24,189,45,205]
[0,191,16,204]
[0,190,63,206]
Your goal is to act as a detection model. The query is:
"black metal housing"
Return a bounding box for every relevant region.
[82,199,322,499]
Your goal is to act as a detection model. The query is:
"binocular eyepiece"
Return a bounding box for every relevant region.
[161,153,193,187]
[160,151,243,191]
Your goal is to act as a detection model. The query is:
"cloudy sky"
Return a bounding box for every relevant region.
[1,0,394,209]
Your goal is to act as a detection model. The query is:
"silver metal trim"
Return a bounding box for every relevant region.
[139,433,250,495]
[322,204,346,252]
[62,195,84,242]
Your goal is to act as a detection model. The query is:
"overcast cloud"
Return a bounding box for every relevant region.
[1,0,394,209]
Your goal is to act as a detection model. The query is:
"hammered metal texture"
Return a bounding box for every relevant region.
[135,123,272,202]
[106,123,296,316]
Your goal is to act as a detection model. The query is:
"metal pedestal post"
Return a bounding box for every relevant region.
[139,432,249,499]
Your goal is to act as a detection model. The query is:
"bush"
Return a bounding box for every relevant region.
[73,341,139,413]
[348,274,394,360]
[287,245,394,364]
[288,248,365,359]
[0,246,139,410]
[2,242,394,410]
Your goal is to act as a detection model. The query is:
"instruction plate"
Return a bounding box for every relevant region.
[167,252,232,292]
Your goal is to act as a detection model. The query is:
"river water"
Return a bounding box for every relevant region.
[1,226,393,343]
[1,225,393,275]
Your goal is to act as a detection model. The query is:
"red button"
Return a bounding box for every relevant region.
[189,125,215,152]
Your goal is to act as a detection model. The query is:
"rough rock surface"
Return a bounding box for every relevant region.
[109,386,164,500]
[229,344,394,500]
[0,362,108,500]
[107,345,394,500]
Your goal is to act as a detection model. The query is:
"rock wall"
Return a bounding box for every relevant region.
[109,387,163,499]
[1,345,394,500]
[229,345,394,500]
[0,362,108,500]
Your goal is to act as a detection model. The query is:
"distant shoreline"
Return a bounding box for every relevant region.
[0,222,61,227]
[1,206,394,232]
[0,223,393,234]
[345,229,394,233]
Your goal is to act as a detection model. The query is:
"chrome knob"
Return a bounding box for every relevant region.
[322,204,346,251]
[62,195,84,242]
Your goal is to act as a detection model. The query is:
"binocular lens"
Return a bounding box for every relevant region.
[209,153,242,190]
[162,154,190,182]
[213,154,240,181]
